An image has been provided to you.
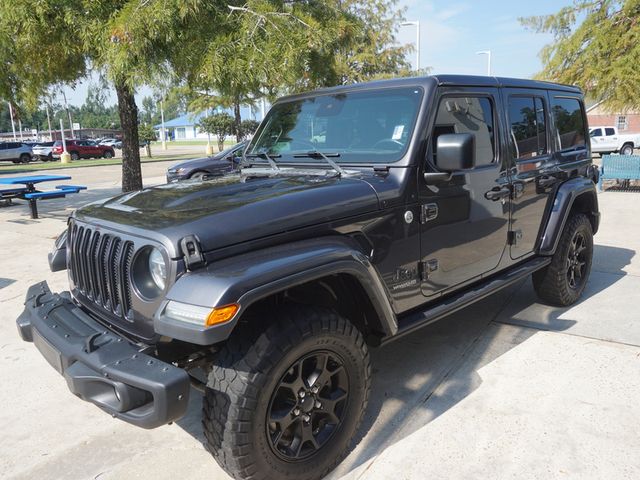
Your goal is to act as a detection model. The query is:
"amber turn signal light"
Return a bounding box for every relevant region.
[206,304,239,326]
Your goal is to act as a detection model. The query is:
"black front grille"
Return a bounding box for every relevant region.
[68,222,135,320]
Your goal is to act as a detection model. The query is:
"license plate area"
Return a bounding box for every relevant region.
[33,328,64,374]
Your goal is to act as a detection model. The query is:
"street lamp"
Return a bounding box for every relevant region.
[476,50,492,76]
[401,21,421,72]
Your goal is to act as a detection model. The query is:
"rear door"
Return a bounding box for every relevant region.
[603,127,618,151]
[418,87,510,297]
[503,89,554,259]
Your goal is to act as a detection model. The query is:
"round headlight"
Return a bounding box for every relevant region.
[148,248,167,291]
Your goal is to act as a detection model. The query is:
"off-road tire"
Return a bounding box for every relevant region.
[203,306,371,480]
[533,213,593,306]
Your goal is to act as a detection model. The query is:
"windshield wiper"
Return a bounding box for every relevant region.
[243,152,281,172]
[293,151,345,177]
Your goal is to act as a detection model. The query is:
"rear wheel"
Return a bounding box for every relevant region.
[70,151,80,161]
[620,143,634,156]
[19,153,31,163]
[103,150,113,159]
[203,306,371,480]
[533,213,593,306]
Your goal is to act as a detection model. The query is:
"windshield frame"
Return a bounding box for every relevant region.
[247,85,426,167]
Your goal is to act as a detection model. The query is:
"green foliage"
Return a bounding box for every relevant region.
[198,113,236,151]
[240,119,261,139]
[520,1,640,111]
[139,123,156,157]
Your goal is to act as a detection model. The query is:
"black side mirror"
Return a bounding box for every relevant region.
[425,133,475,184]
[436,133,475,171]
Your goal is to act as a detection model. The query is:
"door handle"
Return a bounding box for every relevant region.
[485,186,511,201]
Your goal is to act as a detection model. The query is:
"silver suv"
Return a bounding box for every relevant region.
[0,142,33,163]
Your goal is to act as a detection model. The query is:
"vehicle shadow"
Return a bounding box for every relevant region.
[174,243,632,479]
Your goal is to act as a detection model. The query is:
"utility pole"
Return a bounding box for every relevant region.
[402,21,421,72]
[18,119,24,140]
[7,102,17,140]
[61,89,75,139]
[45,104,53,141]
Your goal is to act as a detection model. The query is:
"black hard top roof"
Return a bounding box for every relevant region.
[276,74,582,103]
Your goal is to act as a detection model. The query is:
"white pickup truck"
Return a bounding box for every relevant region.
[589,126,640,156]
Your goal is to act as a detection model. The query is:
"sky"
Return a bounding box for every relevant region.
[62,0,569,108]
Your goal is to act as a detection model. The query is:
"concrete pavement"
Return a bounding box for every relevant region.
[1,167,638,480]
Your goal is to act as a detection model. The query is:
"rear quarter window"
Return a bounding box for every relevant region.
[552,97,587,151]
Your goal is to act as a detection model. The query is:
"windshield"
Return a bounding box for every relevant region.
[248,87,423,164]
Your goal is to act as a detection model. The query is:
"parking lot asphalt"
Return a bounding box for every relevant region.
[0,165,638,480]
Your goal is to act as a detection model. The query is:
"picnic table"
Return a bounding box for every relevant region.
[0,174,86,219]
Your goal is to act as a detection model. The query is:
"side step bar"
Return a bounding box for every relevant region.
[381,256,551,345]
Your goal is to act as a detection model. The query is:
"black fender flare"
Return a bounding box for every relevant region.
[154,236,397,345]
[538,177,600,256]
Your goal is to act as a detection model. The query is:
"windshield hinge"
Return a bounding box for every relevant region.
[180,235,205,271]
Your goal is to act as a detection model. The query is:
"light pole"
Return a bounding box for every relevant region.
[401,21,421,72]
[476,50,492,76]
[160,98,167,150]
[7,102,17,140]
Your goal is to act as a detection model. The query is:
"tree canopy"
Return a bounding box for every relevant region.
[521,0,640,111]
[198,113,236,151]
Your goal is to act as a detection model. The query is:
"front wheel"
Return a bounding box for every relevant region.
[533,213,593,306]
[103,150,113,159]
[203,306,371,480]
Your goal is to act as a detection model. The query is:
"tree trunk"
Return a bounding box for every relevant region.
[234,100,242,142]
[115,81,142,192]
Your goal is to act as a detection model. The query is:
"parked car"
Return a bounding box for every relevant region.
[18,75,599,480]
[99,138,122,149]
[0,141,33,163]
[32,141,56,162]
[589,126,640,156]
[52,139,115,160]
[166,141,247,182]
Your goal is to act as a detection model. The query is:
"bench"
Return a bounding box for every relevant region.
[599,154,640,190]
[0,187,28,206]
[22,184,87,219]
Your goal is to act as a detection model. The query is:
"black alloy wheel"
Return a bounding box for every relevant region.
[267,350,349,462]
[566,231,588,290]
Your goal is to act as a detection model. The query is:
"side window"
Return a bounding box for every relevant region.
[507,96,547,159]
[431,96,495,167]
[605,127,616,136]
[552,97,587,151]
[590,128,602,137]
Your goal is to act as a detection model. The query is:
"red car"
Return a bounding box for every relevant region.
[52,139,115,160]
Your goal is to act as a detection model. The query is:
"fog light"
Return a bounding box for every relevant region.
[163,301,239,327]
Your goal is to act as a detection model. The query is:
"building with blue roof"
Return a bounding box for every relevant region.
[155,105,261,141]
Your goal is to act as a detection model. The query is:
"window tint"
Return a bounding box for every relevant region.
[605,127,616,136]
[590,128,602,137]
[552,97,586,150]
[431,96,495,167]
[508,96,547,159]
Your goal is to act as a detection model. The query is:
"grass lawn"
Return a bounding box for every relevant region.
[0,153,196,175]
[149,140,238,148]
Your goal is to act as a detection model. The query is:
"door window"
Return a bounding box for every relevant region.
[431,96,495,167]
[508,96,548,159]
[590,128,602,137]
[605,127,616,136]
[552,97,587,151]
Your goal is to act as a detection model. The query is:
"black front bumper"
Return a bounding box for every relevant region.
[17,281,190,429]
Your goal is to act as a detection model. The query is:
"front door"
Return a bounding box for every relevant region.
[503,89,553,259]
[419,88,510,297]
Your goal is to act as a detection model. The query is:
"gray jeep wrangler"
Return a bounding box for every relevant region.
[17,75,599,480]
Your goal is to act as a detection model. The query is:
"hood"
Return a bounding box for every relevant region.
[75,172,380,256]
[169,155,228,171]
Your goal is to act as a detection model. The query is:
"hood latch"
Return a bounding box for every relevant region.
[180,235,205,271]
